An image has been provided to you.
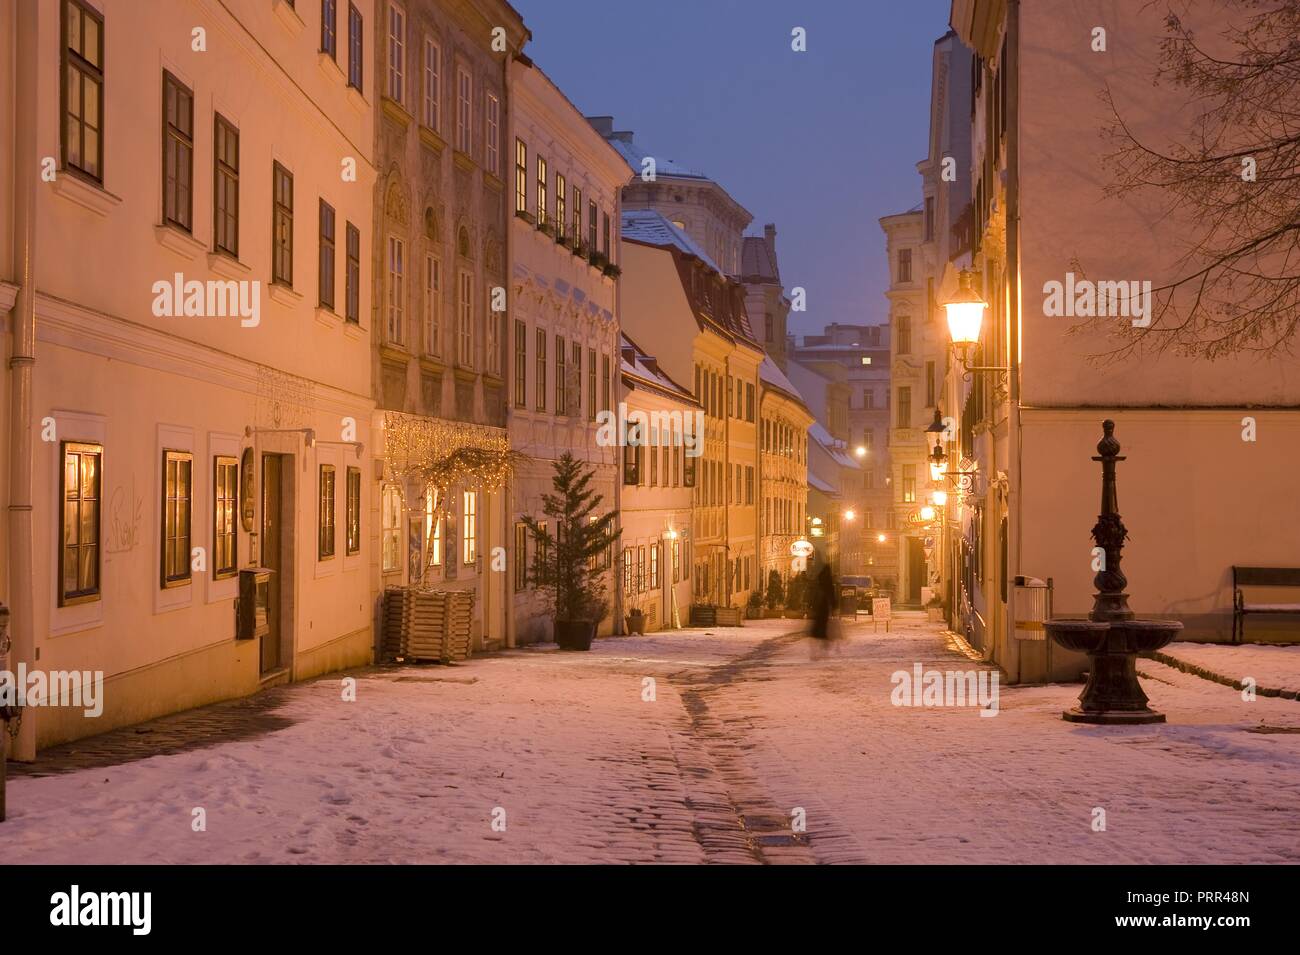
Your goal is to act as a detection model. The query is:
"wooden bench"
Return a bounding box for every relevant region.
[1232,567,1300,643]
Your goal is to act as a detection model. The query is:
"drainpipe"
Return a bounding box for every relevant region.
[7,0,38,764]
[503,45,515,648]
[1005,0,1023,682]
[611,189,623,635]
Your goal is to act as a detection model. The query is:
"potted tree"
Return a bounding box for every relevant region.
[745,591,764,620]
[764,570,785,618]
[523,453,619,651]
[625,599,647,635]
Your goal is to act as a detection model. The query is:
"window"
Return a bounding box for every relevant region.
[603,212,611,258]
[485,92,500,175]
[514,138,527,214]
[746,466,754,504]
[649,431,657,485]
[319,465,336,559]
[347,3,363,91]
[386,2,405,104]
[572,342,582,418]
[425,486,441,569]
[623,441,641,485]
[898,247,912,283]
[214,456,237,579]
[925,196,935,241]
[601,354,611,413]
[514,522,528,591]
[588,348,596,422]
[747,383,755,421]
[161,450,193,588]
[863,388,875,410]
[457,270,473,366]
[319,199,336,309]
[213,115,239,257]
[456,66,471,153]
[902,464,916,503]
[382,484,401,573]
[321,0,337,58]
[588,200,598,255]
[897,313,911,355]
[62,0,104,182]
[897,386,912,429]
[555,335,566,415]
[386,235,405,345]
[571,187,582,249]
[926,360,936,407]
[422,37,439,130]
[462,491,477,564]
[536,155,548,226]
[672,540,680,583]
[60,441,102,604]
[273,162,294,286]
[861,355,873,366]
[162,72,194,231]
[555,174,567,240]
[513,320,527,407]
[535,329,547,410]
[423,254,440,355]
[346,466,361,555]
[683,453,695,488]
[863,428,874,450]
[486,296,501,376]
[345,222,360,324]
[623,547,633,595]
[651,544,660,589]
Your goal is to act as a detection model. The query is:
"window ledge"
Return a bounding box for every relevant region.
[343,319,366,341]
[453,364,477,384]
[272,0,305,35]
[418,354,445,374]
[379,341,410,364]
[208,251,252,279]
[53,172,122,217]
[317,50,345,82]
[419,125,446,153]
[268,282,303,307]
[315,305,342,329]
[483,172,503,192]
[381,96,413,128]
[453,150,476,173]
[346,84,368,113]
[155,224,206,261]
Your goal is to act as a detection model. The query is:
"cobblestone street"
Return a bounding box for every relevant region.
[6,615,1300,864]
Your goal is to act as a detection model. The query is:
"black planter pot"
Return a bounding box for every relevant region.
[554,619,596,651]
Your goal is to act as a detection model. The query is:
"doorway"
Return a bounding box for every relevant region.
[906,536,925,606]
[260,453,288,674]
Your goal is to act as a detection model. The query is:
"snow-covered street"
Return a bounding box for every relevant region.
[6,615,1300,864]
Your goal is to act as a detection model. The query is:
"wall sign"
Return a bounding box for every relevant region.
[240,447,255,532]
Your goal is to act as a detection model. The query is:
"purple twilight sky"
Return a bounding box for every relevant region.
[511,0,954,337]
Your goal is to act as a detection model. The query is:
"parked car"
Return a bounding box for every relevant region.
[839,575,875,614]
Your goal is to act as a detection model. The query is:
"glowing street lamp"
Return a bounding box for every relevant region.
[920,505,937,522]
[876,533,887,544]
[843,509,855,522]
[855,445,867,458]
[944,268,987,349]
[931,489,948,507]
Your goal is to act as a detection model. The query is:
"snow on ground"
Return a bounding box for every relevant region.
[5,615,1299,864]
[1160,641,1300,696]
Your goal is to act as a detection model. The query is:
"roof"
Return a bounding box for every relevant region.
[759,357,810,412]
[619,333,698,406]
[621,210,723,274]
[741,235,779,283]
[809,421,861,470]
[603,135,709,181]
[808,472,837,495]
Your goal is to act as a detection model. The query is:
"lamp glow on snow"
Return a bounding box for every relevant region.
[944,268,987,348]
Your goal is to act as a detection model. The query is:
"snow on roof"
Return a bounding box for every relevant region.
[605,136,709,181]
[808,472,837,495]
[759,357,809,410]
[809,421,860,469]
[621,209,723,274]
[619,333,695,403]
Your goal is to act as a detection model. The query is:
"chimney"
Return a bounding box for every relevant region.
[763,223,777,259]
[587,115,614,136]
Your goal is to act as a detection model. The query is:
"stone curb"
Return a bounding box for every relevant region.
[1149,650,1300,701]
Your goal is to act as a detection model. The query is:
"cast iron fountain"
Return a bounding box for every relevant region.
[1045,420,1182,724]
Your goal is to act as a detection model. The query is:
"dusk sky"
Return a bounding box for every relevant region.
[513,0,953,338]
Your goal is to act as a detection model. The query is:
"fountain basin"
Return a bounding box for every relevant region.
[1045,618,1183,724]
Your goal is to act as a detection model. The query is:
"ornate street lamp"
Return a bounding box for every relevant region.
[943,269,1005,382]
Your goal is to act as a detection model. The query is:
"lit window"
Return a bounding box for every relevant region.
[214,456,238,578]
[382,484,402,574]
[346,466,361,556]
[60,441,102,604]
[319,464,336,559]
[162,450,193,588]
[462,490,477,564]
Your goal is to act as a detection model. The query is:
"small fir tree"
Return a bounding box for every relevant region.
[522,452,619,623]
[765,569,785,609]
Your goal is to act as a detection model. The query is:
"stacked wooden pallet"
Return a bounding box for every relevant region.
[382,587,476,663]
[714,607,743,627]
